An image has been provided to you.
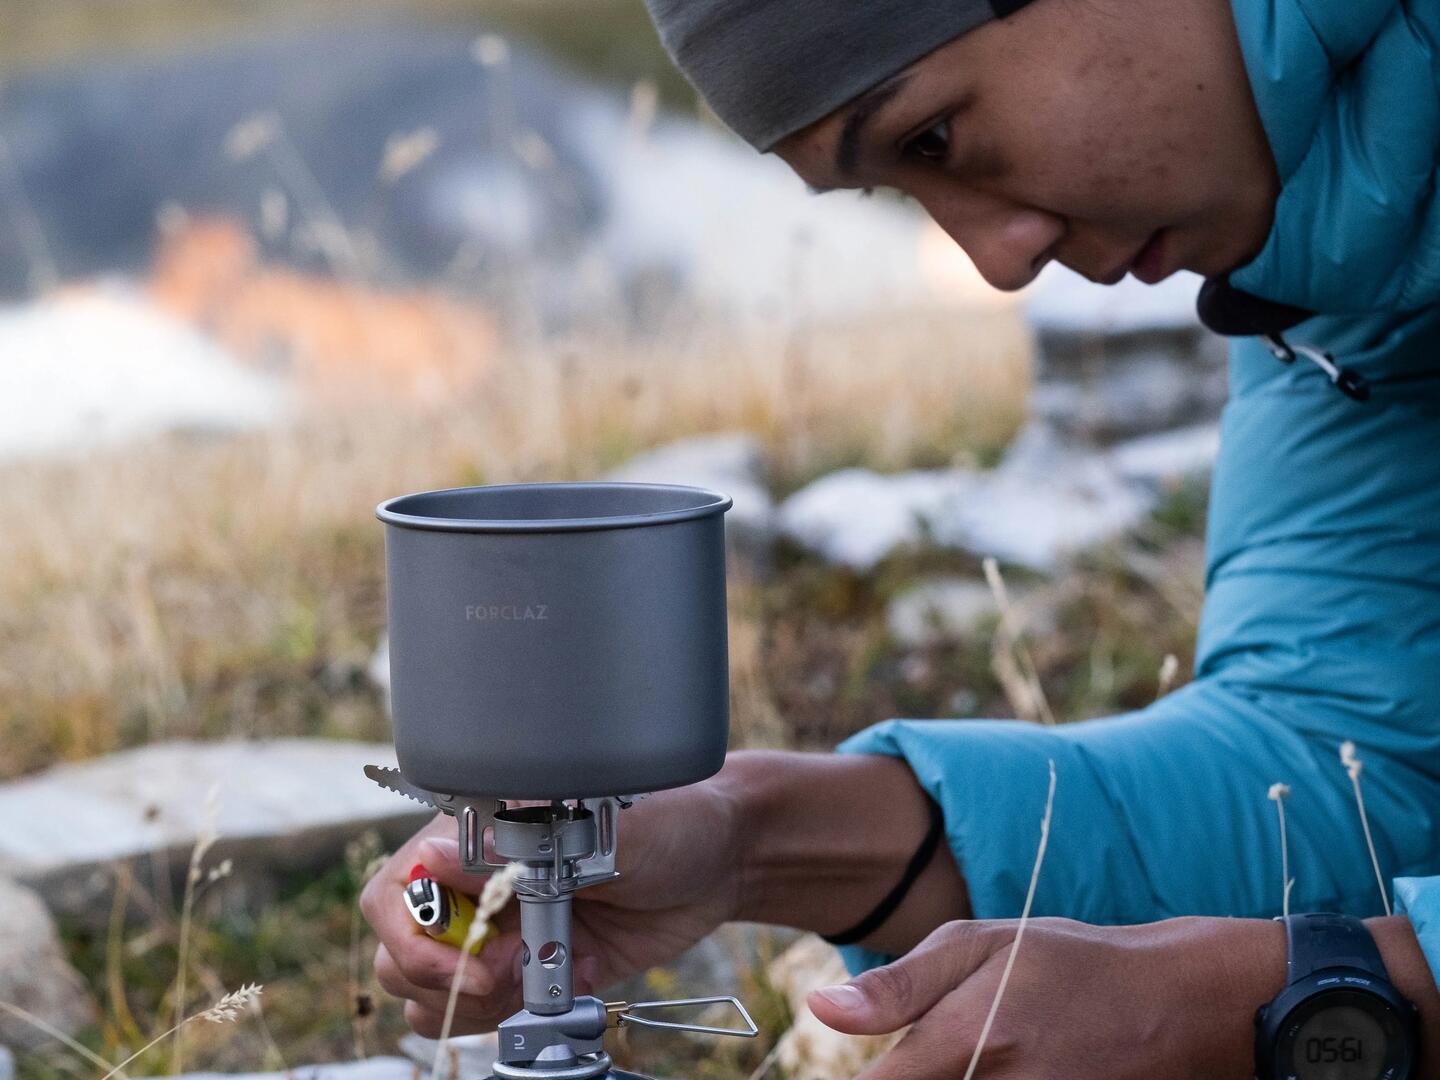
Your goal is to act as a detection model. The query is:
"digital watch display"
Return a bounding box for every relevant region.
[1255,914,1419,1080]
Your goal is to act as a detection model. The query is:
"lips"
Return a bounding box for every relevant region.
[1073,228,1173,286]
[1129,229,1170,284]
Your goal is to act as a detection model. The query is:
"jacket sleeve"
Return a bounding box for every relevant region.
[1395,878,1440,988]
[833,679,1440,974]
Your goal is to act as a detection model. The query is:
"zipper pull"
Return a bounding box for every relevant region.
[1263,333,1370,403]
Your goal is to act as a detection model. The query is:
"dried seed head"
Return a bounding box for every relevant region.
[1340,740,1363,779]
[202,983,263,1024]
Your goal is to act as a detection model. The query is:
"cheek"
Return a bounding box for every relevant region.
[995,70,1205,223]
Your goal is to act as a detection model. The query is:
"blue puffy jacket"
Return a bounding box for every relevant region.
[839,0,1440,987]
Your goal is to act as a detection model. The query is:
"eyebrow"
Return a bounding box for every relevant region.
[836,73,912,177]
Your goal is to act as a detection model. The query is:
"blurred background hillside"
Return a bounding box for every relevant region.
[0,3,1222,1079]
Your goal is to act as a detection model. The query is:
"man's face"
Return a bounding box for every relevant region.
[773,0,1280,292]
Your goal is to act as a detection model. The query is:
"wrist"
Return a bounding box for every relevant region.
[712,749,969,947]
[707,750,789,924]
[1369,916,1440,1077]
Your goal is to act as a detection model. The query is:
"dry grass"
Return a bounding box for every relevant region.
[0,306,1030,779]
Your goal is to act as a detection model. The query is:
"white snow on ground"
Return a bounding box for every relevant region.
[1026,264,1203,335]
[776,424,1209,574]
[0,287,285,461]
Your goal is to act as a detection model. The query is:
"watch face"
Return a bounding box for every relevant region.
[1279,990,1409,1080]
[1293,1005,1386,1080]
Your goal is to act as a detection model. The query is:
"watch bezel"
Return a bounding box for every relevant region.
[1255,968,1419,1080]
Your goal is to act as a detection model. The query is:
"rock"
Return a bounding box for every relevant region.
[766,935,900,1080]
[1024,267,1228,443]
[777,468,969,571]
[1028,337,1229,443]
[172,1058,417,1080]
[935,423,1155,572]
[0,740,430,921]
[0,289,286,462]
[1109,423,1220,485]
[0,877,98,1051]
[778,433,1155,575]
[603,433,775,556]
[886,577,998,649]
[399,1032,499,1077]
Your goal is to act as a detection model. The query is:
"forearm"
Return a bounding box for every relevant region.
[1370,916,1440,1078]
[715,749,970,954]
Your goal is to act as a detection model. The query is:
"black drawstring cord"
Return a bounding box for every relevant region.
[1261,332,1371,402]
[1196,277,1371,404]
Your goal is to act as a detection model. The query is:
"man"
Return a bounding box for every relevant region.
[364,0,1440,1075]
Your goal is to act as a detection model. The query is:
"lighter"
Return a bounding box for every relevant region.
[402,864,496,954]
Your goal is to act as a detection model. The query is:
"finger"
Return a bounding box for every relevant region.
[375,927,499,998]
[376,945,520,1030]
[809,922,1004,1035]
[852,988,982,1080]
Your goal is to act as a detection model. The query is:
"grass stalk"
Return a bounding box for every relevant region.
[0,1000,123,1077]
[1340,741,1391,916]
[433,863,524,1079]
[962,758,1057,1080]
[1267,783,1294,917]
[169,787,220,1074]
[983,558,1055,724]
[103,985,262,1080]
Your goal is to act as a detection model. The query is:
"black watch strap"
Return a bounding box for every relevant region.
[1283,913,1389,984]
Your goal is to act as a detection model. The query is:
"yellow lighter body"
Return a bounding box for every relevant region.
[403,865,497,955]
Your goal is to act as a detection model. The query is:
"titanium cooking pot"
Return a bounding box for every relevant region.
[376,482,732,800]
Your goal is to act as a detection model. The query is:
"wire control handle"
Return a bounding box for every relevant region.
[605,996,759,1039]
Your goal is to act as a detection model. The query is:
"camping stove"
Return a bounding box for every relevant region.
[368,482,746,1079]
[366,770,757,1079]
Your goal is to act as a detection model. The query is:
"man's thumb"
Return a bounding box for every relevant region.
[807,926,988,1035]
[413,835,485,891]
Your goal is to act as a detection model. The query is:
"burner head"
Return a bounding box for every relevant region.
[377,482,733,800]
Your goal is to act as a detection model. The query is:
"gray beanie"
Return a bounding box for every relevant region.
[643,0,1032,151]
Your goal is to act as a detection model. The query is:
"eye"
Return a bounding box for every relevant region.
[903,119,951,163]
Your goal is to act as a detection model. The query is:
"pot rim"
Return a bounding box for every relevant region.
[376,481,733,533]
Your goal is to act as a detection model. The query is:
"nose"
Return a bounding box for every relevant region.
[913,187,1064,292]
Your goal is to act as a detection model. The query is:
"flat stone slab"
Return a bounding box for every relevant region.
[0,739,430,917]
[173,1057,418,1080]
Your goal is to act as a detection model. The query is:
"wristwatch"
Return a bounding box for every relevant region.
[1255,913,1420,1080]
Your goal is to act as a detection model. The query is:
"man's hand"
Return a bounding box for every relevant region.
[808,916,1289,1080]
[360,780,743,1037]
